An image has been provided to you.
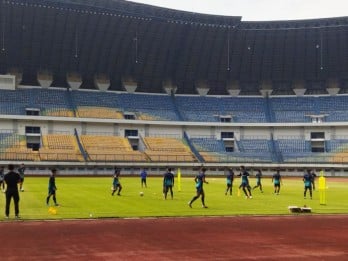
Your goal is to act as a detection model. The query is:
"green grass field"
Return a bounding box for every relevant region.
[1,176,347,220]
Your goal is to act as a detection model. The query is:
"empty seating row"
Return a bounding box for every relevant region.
[81,135,147,162]
[143,137,197,162]
[40,134,84,161]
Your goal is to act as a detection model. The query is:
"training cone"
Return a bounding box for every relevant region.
[48,207,57,215]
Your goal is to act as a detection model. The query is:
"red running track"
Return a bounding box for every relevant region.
[0,215,347,260]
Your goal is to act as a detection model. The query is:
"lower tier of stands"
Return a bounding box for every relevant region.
[2,133,348,164]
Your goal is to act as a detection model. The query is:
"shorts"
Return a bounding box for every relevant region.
[196,187,204,194]
[164,185,173,192]
[240,182,248,188]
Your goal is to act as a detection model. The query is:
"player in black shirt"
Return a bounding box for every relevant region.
[163,168,175,200]
[111,167,122,196]
[46,168,59,206]
[4,164,21,218]
[253,169,263,193]
[272,169,282,195]
[225,168,234,196]
[188,167,209,208]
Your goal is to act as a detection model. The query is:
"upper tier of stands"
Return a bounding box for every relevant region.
[71,91,180,121]
[175,96,267,122]
[0,88,73,117]
[1,88,348,123]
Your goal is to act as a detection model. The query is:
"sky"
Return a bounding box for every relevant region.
[127,0,348,21]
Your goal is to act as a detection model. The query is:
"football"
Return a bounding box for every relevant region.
[140,191,144,196]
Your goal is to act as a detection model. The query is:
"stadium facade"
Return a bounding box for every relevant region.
[1,0,348,176]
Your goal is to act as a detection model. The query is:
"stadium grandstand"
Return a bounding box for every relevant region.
[1,0,348,176]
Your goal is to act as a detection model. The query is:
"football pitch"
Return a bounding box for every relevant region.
[1,176,348,220]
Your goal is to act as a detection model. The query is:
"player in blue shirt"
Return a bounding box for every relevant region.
[225,167,234,196]
[140,168,148,188]
[272,169,282,195]
[303,169,313,199]
[163,168,175,200]
[238,166,252,199]
[111,167,122,196]
[253,169,263,193]
[188,167,209,208]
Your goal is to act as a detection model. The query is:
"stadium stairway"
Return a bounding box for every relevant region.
[74,129,89,161]
[270,133,282,163]
[183,131,204,163]
[170,93,184,121]
[66,89,77,117]
[264,95,275,122]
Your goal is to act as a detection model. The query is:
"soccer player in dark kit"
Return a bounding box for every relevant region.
[188,167,209,208]
[163,167,175,200]
[46,168,59,206]
[253,169,263,193]
[272,169,282,195]
[111,167,122,196]
[225,167,234,196]
[238,166,252,199]
[303,169,313,199]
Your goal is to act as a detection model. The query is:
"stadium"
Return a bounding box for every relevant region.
[0,0,348,260]
[2,0,348,175]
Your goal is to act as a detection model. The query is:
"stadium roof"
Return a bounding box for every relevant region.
[1,0,348,94]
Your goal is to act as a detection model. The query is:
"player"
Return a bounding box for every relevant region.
[163,167,175,200]
[18,163,25,192]
[140,168,148,188]
[225,167,234,196]
[111,167,122,196]
[272,169,282,195]
[188,167,209,208]
[4,164,21,218]
[238,166,252,199]
[253,169,263,193]
[0,166,5,192]
[303,169,313,199]
[46,168,59,206]
[311,170,317,190]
